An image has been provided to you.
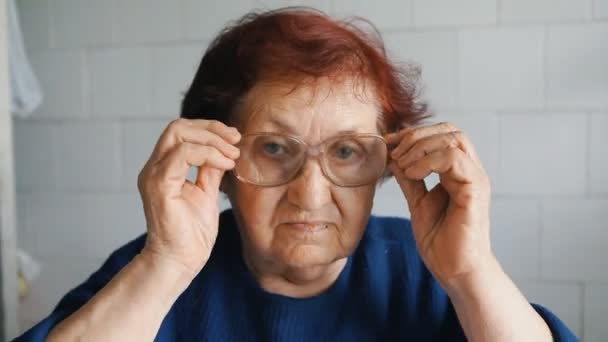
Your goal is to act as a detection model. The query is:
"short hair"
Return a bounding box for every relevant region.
[180,7,428,133]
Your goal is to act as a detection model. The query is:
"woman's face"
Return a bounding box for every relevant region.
[225,78,381,270]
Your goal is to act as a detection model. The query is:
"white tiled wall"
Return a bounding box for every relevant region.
[332,0,413,29]
[150,45,205,117]
[29,50,86,118]
[383,31,457,110]
[541,199,608,282]
[89,48,153,117]
[491,199,541,278]
[413,0,497,27]
[497,113,587,195]
[546,23,608,109]
[459,27,545,109]
[116,0,183,44]
[596,0,608,18]
[500,0,591,23]
[585,284,608,341]
[183,0,254,39]
[517,279,584,336]
[590,114,608,194]
[50,0,115,48]
[13,0,607,340]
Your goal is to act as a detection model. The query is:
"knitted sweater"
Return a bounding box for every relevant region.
[15,209,578,341]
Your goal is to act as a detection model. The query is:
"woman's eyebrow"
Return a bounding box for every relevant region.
[267,118,371,138]
[267,117,299,135]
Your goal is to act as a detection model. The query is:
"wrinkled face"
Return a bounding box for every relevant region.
[225,78,382,269]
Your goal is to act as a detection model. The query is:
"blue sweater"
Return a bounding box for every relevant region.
[15,210,578,341]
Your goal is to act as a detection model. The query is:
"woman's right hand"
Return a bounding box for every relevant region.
[137,118,241,277]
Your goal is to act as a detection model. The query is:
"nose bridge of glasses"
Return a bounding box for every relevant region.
[305,144,323,158]
[294,141,333,184]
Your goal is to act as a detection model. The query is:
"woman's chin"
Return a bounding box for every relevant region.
[277,245,337,270]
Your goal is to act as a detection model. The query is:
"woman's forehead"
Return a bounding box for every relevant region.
[238,78,381,135]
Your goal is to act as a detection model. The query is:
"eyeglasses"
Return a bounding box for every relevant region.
[232,132,388,187]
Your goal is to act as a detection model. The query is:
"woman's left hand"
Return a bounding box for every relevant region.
[385,122,493,289]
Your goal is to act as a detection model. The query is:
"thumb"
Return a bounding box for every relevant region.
[389,161,427,212]
[195,166,226,197]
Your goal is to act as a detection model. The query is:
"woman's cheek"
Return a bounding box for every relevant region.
[334,185,376,217]
[332,185,376,246]
[235,185,286,243]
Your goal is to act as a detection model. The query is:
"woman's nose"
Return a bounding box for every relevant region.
[286,159,332,211]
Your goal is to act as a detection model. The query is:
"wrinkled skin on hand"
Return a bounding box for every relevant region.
[385,122,493,288]
[137,119,241,276]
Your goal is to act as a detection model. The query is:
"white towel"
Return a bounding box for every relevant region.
[8,0,42,117]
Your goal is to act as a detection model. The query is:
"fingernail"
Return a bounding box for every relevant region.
[230,129,241,141]
[233,147,241,158]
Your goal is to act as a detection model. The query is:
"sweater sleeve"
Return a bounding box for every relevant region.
[532,303,579,341]
[374,215,580,341]
[438,301,580,341]
[12,234,146,342]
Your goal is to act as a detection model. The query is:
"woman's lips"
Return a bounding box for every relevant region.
[285,222,330,232]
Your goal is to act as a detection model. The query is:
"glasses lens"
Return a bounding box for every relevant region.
[322,136,387,186]
[234,134,305,186]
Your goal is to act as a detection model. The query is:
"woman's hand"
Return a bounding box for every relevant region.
[385,122,493,289]
[137,119,241,277]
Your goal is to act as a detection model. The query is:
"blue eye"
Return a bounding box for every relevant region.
[335,146,354,159]
[263,142,286,155]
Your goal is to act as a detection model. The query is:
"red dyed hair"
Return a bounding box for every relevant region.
[180,7,428,133]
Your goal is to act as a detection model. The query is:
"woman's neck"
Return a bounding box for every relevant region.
[242,249,348,298]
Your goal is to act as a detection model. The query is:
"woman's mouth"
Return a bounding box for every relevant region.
[286,222,330,232]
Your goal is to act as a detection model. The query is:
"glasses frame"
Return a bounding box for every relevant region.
[232,132,388,187]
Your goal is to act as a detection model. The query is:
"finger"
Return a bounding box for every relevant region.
[389,122,459,160]
[396,131,483,170]
[181,179,206,204]
[384,127,416,152]
[403,147,479,182]
[402,148,489,205]
[196,166,225,196]
[403,148,489,210]
[155,143,235,197]
[153,119,241,161]
[416,182,449,239]
[389,161,428,212]
[384,127,411,144]
[150,119,241,164]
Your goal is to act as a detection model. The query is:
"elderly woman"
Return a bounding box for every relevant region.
[17,8,576,342]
